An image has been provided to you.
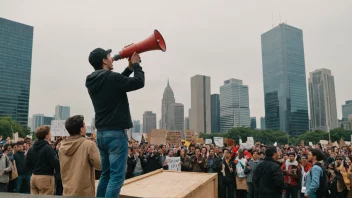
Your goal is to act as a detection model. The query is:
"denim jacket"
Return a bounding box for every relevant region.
[305,163,323,197]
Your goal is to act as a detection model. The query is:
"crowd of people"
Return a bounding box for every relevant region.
[124,140,352,198]
[1,119,352,198]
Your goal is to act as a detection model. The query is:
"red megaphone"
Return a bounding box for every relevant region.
[113,29,166,60]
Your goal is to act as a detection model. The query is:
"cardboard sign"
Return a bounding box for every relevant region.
[150,129,167,145]
[195,138,204,144]
[184,130,194,141]
[300,140,305,147]
[166,131,182,144]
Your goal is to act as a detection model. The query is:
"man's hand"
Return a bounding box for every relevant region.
[131,52,141,64]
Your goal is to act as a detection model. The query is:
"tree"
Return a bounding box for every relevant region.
[0,117,31,139]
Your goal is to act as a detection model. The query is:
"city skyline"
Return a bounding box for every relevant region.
[1,1,351,129]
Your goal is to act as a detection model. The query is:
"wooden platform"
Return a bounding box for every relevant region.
[95,169,218,198]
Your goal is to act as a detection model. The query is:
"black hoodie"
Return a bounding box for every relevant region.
[85,64,144,131]
[25,140,59,176]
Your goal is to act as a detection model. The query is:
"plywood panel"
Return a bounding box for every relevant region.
[119,170,217,198]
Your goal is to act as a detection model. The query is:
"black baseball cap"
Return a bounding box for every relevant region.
[88,48,112,70]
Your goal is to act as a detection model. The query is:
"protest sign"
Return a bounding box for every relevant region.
[51,120,69,136]
[166,131,181,144]
[166,156,181,172]
[214,137,224,147]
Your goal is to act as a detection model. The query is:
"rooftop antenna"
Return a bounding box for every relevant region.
[279,12,282,24]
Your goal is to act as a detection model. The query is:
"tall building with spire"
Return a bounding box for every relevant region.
[161,79,175,129]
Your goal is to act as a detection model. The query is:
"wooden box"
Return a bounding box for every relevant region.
[119,169,218,198]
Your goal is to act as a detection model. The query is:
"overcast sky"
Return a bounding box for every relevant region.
[1,0,351,126]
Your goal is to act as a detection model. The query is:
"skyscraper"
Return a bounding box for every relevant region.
[161,79,175,129]
[132,120,141,133]
[32,114,53,131]
[0,18,34,127]
[190,75,211,134]
[211,94,220,133]
[55,105,70,120]
[220,79,250,132]
[260,117,266,130]
[250,117,257,129]
[184,117,190,130]
[342,100,352,121]
[32,114,44,131]
[143,111,156,133]
[261,23,309,135]
[308,69,338,132]
[167,103,184,131]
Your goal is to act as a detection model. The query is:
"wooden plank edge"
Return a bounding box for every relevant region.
[123,169,164,186]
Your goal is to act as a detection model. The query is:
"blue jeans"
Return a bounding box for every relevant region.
[15,173,31,193]
[96,130,128,198]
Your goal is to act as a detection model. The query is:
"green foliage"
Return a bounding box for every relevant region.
[0,117,31,139]
[199,127,352,146]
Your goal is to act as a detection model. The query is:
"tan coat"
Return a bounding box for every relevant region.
[59,136,101,197]
[337,163,350,192]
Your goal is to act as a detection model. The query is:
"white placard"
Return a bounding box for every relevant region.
[205,139,212,144]
[309,142,313,147]
[214,137,224,147]
[13,132,19,142]
[247,137,254,148]
[166,156,181,172]
[51,120,69,136]
[132,133,143,143]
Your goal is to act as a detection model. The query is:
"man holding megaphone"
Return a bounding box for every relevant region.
[85,48,144,198]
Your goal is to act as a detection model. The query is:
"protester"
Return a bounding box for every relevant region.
[86,48,144,198]
[305,148,327,198]
[0,149,12,192]
[59,115,101,197]
[222,148,235,198]
[14,141,30,194]
[253,145,287,198]
[245,150,261,198]
[26,126,59,195]
[282,152,300,198]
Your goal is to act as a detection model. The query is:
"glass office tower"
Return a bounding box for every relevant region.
[261,23,309,135]
[0,18,33,127]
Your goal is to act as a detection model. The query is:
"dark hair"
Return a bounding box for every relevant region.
[128,147,133,152]
[65,115,84,136]
[223,148,230,154]
[288,152,296,157]
[252,150,259,155]
[201,147,208,153]
[195,147,201,152]
[265,146,277,157]
[209,148,215,152]
[167,149,173,155]
[36,126,50,140]
[311,148,325,161]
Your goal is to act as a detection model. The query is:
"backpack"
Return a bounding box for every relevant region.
[310,163,329,198]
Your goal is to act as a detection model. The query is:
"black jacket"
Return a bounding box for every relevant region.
[253,156,287,198]
[143,152,161,173]
[25,140,59,176]
[222,159,236,183]
[85,65,144,131]
[13,151,29,175]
